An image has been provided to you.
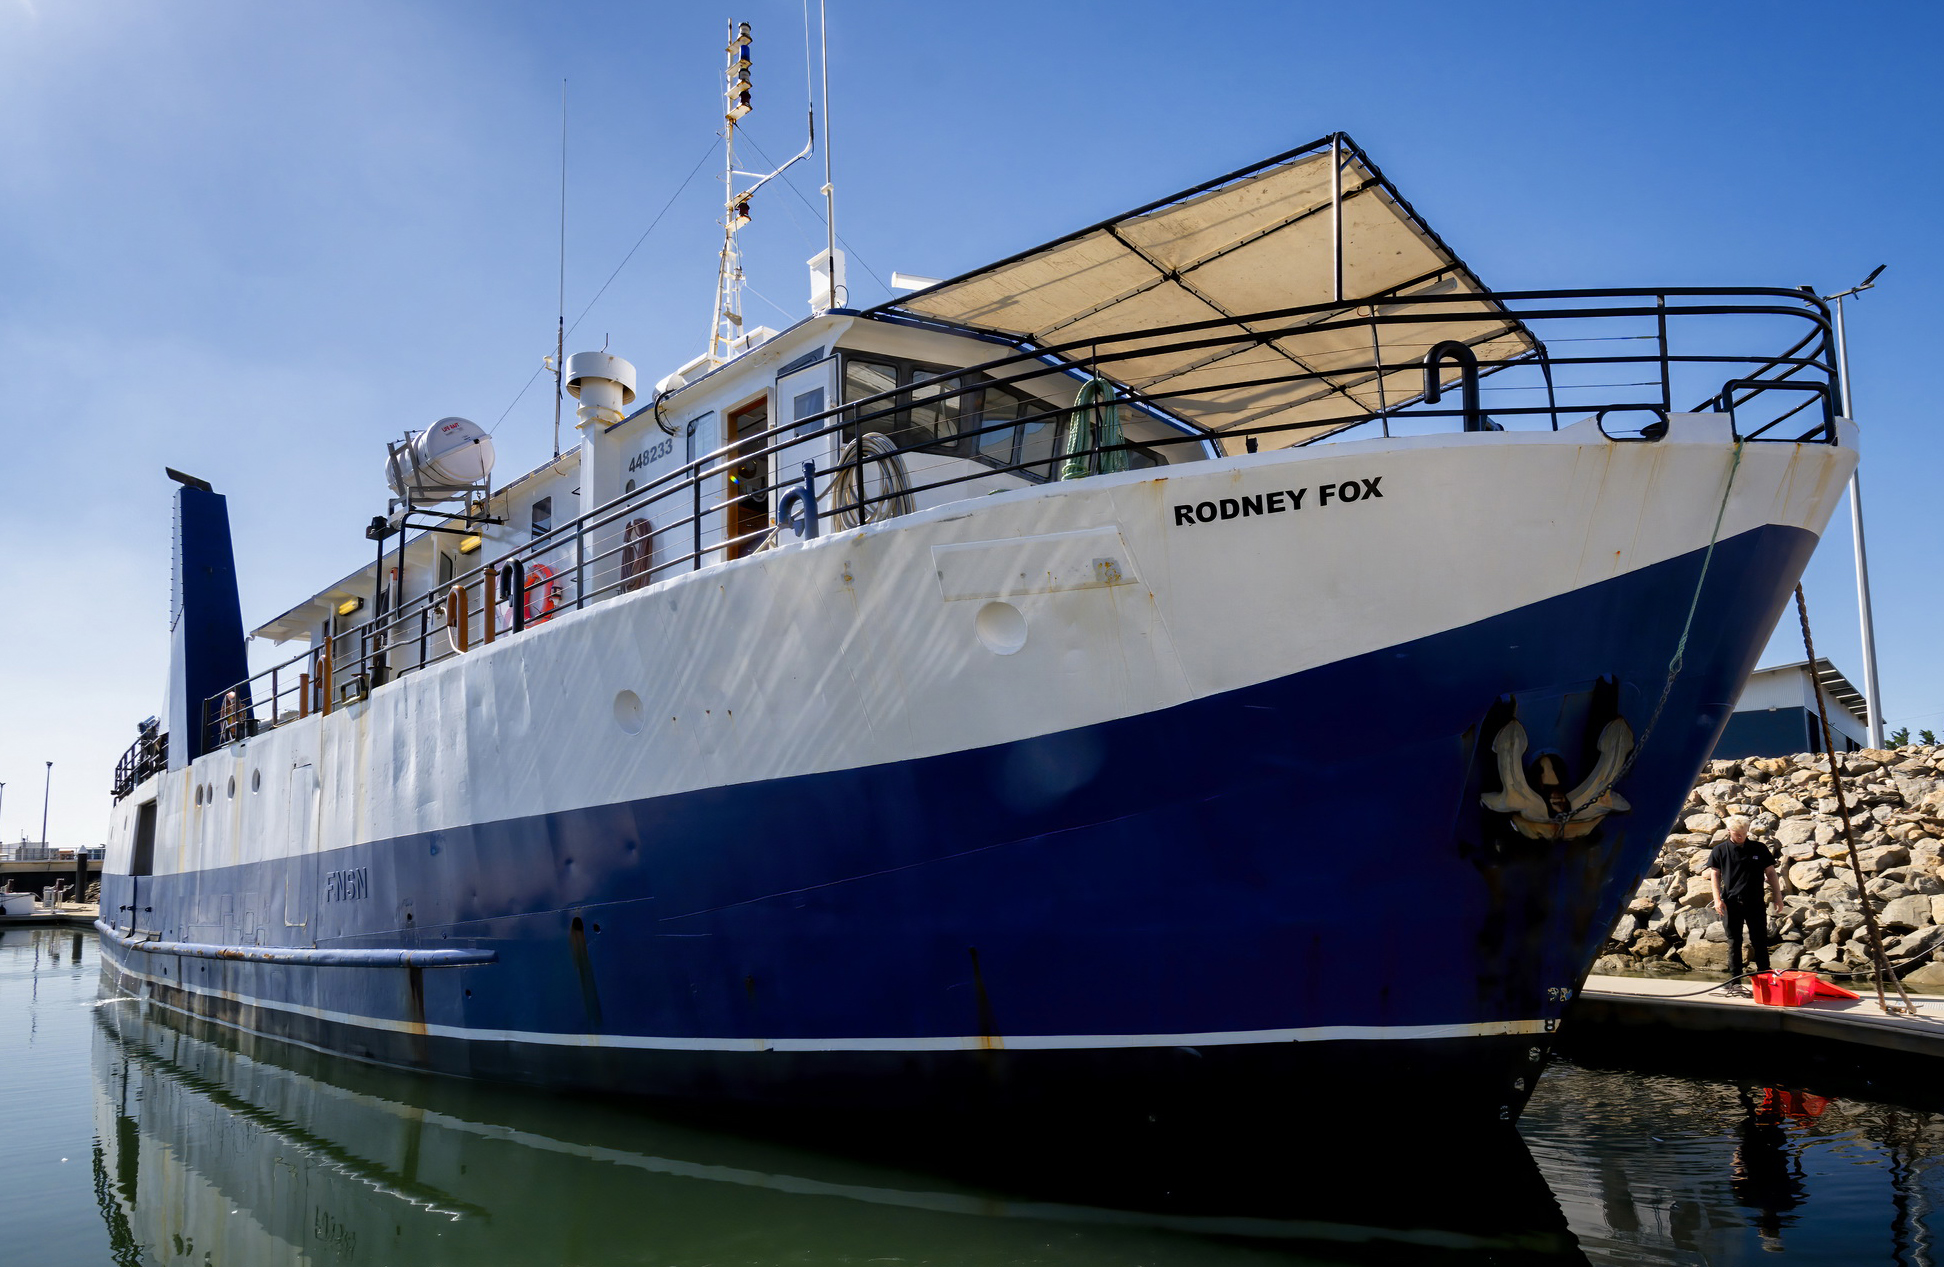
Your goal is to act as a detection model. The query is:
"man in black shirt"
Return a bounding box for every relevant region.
[1707,815,1784,987]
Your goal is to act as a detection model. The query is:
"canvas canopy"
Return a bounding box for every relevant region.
[874,135,1538,452]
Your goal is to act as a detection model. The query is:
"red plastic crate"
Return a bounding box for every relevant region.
[1752,970,1857,1006]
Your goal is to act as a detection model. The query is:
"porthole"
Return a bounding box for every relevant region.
[975,601,1029,655]
[613,689,645,735]
[251,770,261,794]
[194,785,203,806]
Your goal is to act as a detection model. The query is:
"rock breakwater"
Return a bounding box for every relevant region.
[1598,745,1944,990]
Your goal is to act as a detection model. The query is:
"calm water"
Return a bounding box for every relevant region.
[4,929,1940,1266]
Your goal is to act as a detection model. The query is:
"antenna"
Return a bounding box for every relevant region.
[820,0,836,305]
[552,80,568,460]
[708,19,815,363]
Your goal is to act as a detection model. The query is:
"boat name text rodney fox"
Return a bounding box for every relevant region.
[1172,477,1384,527]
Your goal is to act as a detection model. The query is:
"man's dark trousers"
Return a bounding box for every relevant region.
[1724,896,1771,978]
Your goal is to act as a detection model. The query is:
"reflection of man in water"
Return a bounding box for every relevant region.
[1732,1085,1805,1249]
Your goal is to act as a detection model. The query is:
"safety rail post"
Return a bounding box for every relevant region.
[483,565,496,644]
[270,667,279,727]
[692,475,703,572]
[511,559,526,633]
[574,520,586,610]
[299,671,310,719]
[1657,293,1671,413]
[418,608,428,668]
[852,428,868,524]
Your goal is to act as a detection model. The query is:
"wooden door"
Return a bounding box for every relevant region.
[725,399,770,560]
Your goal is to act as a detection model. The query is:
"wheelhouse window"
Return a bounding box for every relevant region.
[530,497,552,538]
[841,352,1167,482]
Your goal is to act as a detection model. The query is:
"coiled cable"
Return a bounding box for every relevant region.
[829,431,913,530]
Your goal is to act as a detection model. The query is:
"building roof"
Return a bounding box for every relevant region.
[1753,658,1869,724]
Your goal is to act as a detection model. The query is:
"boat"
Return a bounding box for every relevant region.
[0,888,35,918]
[94,86,1858,1131]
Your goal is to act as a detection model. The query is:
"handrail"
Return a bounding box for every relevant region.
[194,285,1840,753]
[96,920,497,968]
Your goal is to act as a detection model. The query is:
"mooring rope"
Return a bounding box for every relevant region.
[1560,440,1745,823]
[1795,583,1914,1014]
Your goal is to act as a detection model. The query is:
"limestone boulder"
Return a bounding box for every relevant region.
[1814,878,1859,905]
[1879,895,1934,931]
[1685,812,1724,834]
[1863,845,1912,872]
[1891,925,1944,960]
[1682,938,1730,970]
[1775,818,1818,849]
[1788,859,1830,891]
[1901,960,1944,992]
[1764,794,1808,818]
[1866,877,1912,903]
[1770,942,1806,972]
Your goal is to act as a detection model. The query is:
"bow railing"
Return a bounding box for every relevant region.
[198,285,1841,752]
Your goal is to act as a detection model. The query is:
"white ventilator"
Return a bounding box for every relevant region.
[566,351,638,429]
[385,416,497,501]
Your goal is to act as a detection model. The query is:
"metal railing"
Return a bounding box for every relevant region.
[197,285,1839,752]
[112,725,167,801]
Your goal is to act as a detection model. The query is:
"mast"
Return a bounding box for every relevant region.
[709,22,753,363]
[553,80,567,460]
[705,19,814,362]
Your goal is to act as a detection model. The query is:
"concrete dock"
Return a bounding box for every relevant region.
[0,902,100,928]
[1565,973,1944,1104]
[1574,974,1944,1056]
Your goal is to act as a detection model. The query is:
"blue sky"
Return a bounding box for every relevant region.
[3,1,1940,848]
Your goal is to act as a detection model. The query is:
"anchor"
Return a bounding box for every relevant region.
[1481,716,1634,841]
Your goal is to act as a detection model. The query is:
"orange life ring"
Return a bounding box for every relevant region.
[523,563,559,624]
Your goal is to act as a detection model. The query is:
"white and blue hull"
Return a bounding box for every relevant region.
[99,415,1856,1127]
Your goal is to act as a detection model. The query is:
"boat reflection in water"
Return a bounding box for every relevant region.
[90,997,1589,1266]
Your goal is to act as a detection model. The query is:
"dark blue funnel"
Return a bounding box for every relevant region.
[166,472,249,768]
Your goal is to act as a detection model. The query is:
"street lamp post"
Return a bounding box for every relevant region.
[40,761,52,853]
[1825,266,1887,748]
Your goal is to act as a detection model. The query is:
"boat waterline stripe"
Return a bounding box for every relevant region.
[103,947,1552,1052]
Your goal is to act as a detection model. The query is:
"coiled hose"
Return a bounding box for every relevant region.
[1057,376,1127,481]
[829,431,914,530]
